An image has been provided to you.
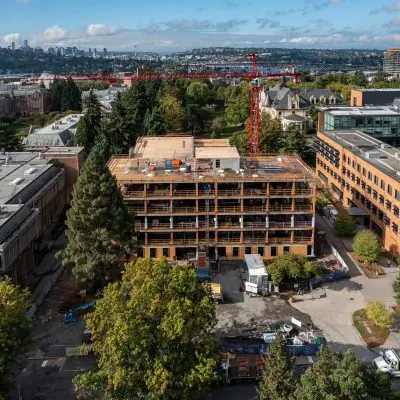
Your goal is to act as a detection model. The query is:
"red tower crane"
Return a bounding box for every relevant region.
[45,55,301,158]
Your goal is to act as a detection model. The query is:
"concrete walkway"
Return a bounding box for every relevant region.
[292,215,400,362]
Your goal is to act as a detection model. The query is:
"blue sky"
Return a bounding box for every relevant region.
[2,0,400,51]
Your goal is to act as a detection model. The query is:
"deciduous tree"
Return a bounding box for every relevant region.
[266,254,322,285]
[158,94,184,131]
[62,147,134,289]
[0,277,30,395]
[353,230,381,263]
[258,335,296,400]
[74,258,219,400]
[366,301,394,329]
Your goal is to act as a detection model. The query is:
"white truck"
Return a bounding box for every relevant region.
[373,349,400,377]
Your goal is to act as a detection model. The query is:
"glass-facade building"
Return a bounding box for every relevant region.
[323,108,400,146]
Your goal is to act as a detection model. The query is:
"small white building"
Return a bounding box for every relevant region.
[244,254,268,294]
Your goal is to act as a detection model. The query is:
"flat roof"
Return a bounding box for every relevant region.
[325,107,400,117]
[132,136,194,159]
[195,146,239,159]
[30,114,83,135]
[109,154,315,183]
[319,129,400,182]
[0,152,60,205]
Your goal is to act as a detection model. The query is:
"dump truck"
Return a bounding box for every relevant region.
[373,349,400,378]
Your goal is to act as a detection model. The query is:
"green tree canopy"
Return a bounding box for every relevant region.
[74,89,102,152]
[282,124,307,158]
[266,254,322,285]
[366,301,394,329]
[186,81,209,105]
[225,81,250,126]
[0,122,21,151]
[62,147,134,289]
[353,230,381,263]
[158,93,184,131]
[51,79,82,112]
[258,335,296,400]
[74,258,219,400]
[294,346,394,400]
[0,277,31,396]
[334,207,356,236]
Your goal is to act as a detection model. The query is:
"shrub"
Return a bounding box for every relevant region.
[366,301,394,329]
[353,231,381,263]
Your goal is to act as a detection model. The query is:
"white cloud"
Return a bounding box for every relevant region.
[43,25,67,41]
[3,33,20,44]
[86,24,120,36]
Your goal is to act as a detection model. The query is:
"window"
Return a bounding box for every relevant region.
[362,167,366,176]
[258,247,264,256]
[348,157,351,165]
[150,248,157,258]
[396,189,400,201]
[162,248,169,257]
[373,190,378,199]
[384,216,391,226]
[366,200,371,209]
[361,181,366,189]
[352,160,356,168]
[372,205,377,215]
[355,191,360,200]
[393,223,399,234]
[394,206,399,217]
[388,184,393,195]
[378,210,384,220]
[356,177,360,186]
[245,246,252,254]
[357,164,361,172]
[367,185,372,194]
[345,183,350,190]
[351,173,355,182]
[270,246,277,257]
[216,159,221,169]
[368,171,372,181]
[232,247,239,257]
[379,195,385,204]
[343,155,347,162]
[374,175,379,185]
[283,246,290,254]
[386,200,392,211]
[307,245,313,256]
[381,180,385,190]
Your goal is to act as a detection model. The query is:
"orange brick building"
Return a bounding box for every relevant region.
[315,129,400,254]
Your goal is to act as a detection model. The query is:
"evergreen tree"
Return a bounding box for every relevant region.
[62,78,82,111]
[258,335,296,400]
[282,124,307,157]
[0,122,21,151]
[334,207,356,236]
[51,79,82,112]
[62,147,134,289]
[393,272,400,306]
[74,89,102,152]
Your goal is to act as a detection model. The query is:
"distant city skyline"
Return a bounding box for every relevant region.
[2,0,400,52]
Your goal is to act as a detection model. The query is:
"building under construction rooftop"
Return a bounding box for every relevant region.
[108,136,316,260]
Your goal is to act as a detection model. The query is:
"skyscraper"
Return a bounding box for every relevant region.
[384,48,400,79]
[23,39,29,49]
[93,48,98,58]
[88,48,93,58]
[103,48,108,57]
[11,41,15,51]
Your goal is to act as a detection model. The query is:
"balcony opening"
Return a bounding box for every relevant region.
[173,199,196,213]
[175,247,197,261]
[219,215,241,228]
[173,183,196,196]
[218,231,240,244]
[148,200,170,214]
[147,183,170,197]
[243,182,265,196]
[218,183,241,196]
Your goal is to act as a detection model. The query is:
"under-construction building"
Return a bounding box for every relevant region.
[108,136,316,260]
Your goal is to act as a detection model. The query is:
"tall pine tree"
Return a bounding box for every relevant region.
[258,335,296,400]
[75,89,102,152]
[62,147,134,289]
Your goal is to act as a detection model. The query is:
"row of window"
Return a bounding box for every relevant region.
[342,154,400,201]
[148,245,314,258]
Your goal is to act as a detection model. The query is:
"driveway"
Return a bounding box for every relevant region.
[292,216,400,362]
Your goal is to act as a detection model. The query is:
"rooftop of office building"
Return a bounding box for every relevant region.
[109,135,315,183]
[22,114,83,148]
[322,106,400,117]
[0,152,62,205]
[319,129,400,182]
